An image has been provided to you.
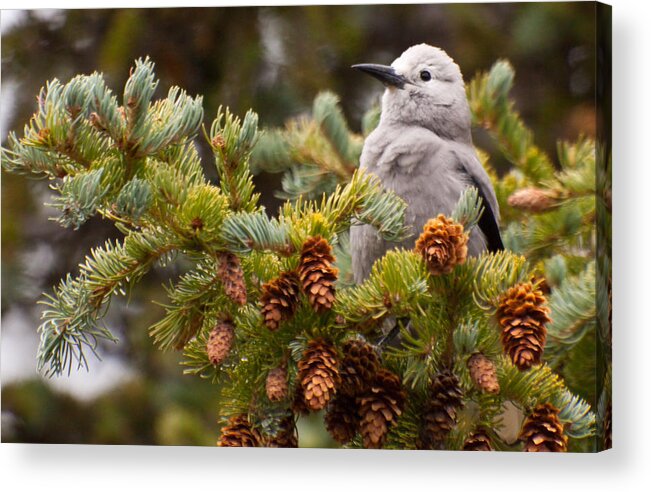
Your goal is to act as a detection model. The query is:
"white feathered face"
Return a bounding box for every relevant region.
[391,44,463,100]
[354,44,472,142]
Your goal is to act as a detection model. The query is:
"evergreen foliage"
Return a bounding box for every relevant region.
[2,57,605,450]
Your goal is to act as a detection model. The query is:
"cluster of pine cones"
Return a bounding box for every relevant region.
[209,224,564,451]
[217,344,566,452]
[217,337,405,449]
[260,236,338,331]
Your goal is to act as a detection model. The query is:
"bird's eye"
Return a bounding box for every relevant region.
[420,70,432,81]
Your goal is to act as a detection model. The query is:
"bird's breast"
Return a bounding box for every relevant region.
[361,125,445,175]
[362,133,468,234]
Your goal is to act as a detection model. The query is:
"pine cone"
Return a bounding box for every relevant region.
[519,403,568,452]
[266,415,298,448]
[206,319,235,365]
[497,281,551,370]
[421,371,464,449]
[358,368,406,449]
[325,394,360,445]
[298,338,340,411]
[260,271,300,331]
[463,429,493,451]
[414,214,468,275]
[265,366,288,402]
[298,236,338,312]
[467,353,500,394]
[218,414,261,447]
[218,252,247,305]
[339,339,380,397]
[508,187,557,212]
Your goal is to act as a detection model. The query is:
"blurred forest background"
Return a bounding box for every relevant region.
[1,3,596,445]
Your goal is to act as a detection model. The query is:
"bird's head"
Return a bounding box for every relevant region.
[353,44,471,142]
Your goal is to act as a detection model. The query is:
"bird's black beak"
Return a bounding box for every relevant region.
[352,63,407,89]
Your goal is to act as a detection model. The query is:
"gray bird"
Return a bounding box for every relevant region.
[351,44,503,284]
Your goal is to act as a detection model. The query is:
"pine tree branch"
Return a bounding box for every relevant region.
[497,359,595,438]
[249,91,366,202]
[545,262,597,365]
[37,226,180,376]
[470,251,530,309]
[312,91,361,174]
[37,273,118,377]
[113,177,153,221]
[335,249,430,326]
[81,226,179,309]
[150,259,226,350]
[220,211,293,255]
[468,60,555,182]
[47,169,107,229]
[122,57,158,158]
[451,186,484,232]
[208,107,260,212]
[320,169,409,241]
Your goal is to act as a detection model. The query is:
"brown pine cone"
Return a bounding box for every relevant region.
[266,415,298,448]
[206,319,235,366]
[414,214,468,275]
[217,414,261,447]
[265,366,288,402]
[218,252,247,305]
[421,371,464,449]
[298,236,338,312]
[507,187,557,213]
[297,338,340,411]
[325,394,360,445]
[358,368,406,449]
[497,281,551,370]
[463,429,493,451]
[519,403,568,452]
[339,339,380,398]
[260,271,300,331]
[467,353,500,394]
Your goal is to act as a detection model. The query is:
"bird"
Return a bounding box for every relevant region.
[350,44,503,284]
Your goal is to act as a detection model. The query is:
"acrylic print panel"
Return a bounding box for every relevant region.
[0,2,611,451]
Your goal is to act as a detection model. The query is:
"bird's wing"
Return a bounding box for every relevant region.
[454,149,504,252]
